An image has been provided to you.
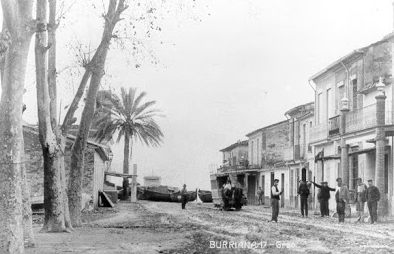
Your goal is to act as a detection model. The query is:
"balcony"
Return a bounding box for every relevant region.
[345,104,376,133]
[310,122,328,143]
[310,101,394,143]
[216,165,248,174]
[328,115,340,136]
[345,101,393,133]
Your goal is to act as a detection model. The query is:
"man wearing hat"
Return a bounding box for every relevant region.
[180,184,188,210]
[312,181,335,217]
[297,180,310,217]
[335,178,349,223]
[270,179,283,222]
[366,180,380,224]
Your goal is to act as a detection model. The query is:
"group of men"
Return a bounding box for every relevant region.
[269,177,381,224]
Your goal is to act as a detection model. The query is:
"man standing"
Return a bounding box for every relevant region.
[312,181,335,217]
[180,184,188,210]
[270,179,283,223]
[122,177,130,200]
[366,180,380,224]
[335,178,349,223]
[356,178,367,222]
[297,180,310,217]
[257,187,264,205]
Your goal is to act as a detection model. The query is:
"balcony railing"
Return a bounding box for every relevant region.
[310,122,328,143]
[310,101,394,141]
[345,103,376,133]
[345,101,393,133]
[328,115,340,136]
[216,165,248,174]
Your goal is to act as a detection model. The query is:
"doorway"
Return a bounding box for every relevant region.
[262,175,265,202]
[281,173,285,207]
[247,175,256,205]
[302,168,307,182]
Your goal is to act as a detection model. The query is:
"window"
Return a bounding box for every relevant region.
[318,93,323,124]
[326,88,332,119]
[257,139,260,166]
[337,83,345,114]
[251,141,254,166]
[302,124,306,156]
[352,79,357,110]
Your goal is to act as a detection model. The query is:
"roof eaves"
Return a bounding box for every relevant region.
[310,32,394,82]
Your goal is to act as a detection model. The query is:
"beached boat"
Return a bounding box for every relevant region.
[198,190,213,202]
[144,188,172,202]
[185,191,197,202]
[137,186,147,200]
[170,191,181,202]
[171,190,197,202]
[144,185,180,202]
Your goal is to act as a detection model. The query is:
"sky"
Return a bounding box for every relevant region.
[2,0,393,191]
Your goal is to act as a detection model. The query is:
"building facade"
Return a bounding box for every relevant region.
[309,33,394,216]
[253,121,289,206]
[284,102,315,208]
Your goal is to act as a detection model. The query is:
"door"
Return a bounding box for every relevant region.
[352,155,358,190]
[261,175,265,204]
[302,168,307,182]
[247,175,256,205]
[270,172,275,203]
[385,154,389,194]
[290,169,294,207]
[296,168,299,208]
[281,173,285,208]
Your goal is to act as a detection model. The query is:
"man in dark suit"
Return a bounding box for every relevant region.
[312,181,335,217]
[298,180,310,217]
[366,180,380,224]
[180,184,188,210]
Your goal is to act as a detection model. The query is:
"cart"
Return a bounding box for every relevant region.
[210,174,246,211]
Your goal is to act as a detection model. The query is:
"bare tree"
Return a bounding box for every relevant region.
[0,1,36,252]
[60,0,205,227]
[35,0,74,233]
[68,0,128,227]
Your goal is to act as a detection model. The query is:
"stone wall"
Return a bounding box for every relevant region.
[263,121,289,166]
[24,127,98,207]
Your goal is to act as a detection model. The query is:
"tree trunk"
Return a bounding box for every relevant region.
[21,154,35,247]
[68,0,127,227]
[122,132,130,200]
[49,0,73,232]
[0,1,34,252]
[59,136,73,229]
[35,0,69,233]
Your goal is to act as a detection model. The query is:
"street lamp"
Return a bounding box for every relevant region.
[376,77,385,95]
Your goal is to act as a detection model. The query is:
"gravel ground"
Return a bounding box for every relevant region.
[25,201,394,253]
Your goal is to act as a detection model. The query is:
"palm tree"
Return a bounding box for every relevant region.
[94,87,164,199]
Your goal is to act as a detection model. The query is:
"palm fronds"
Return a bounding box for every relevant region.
[93,87,164,152]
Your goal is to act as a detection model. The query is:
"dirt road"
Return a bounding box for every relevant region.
[26,201,394,253]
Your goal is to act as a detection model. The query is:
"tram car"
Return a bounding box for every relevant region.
[210,174,247,211]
